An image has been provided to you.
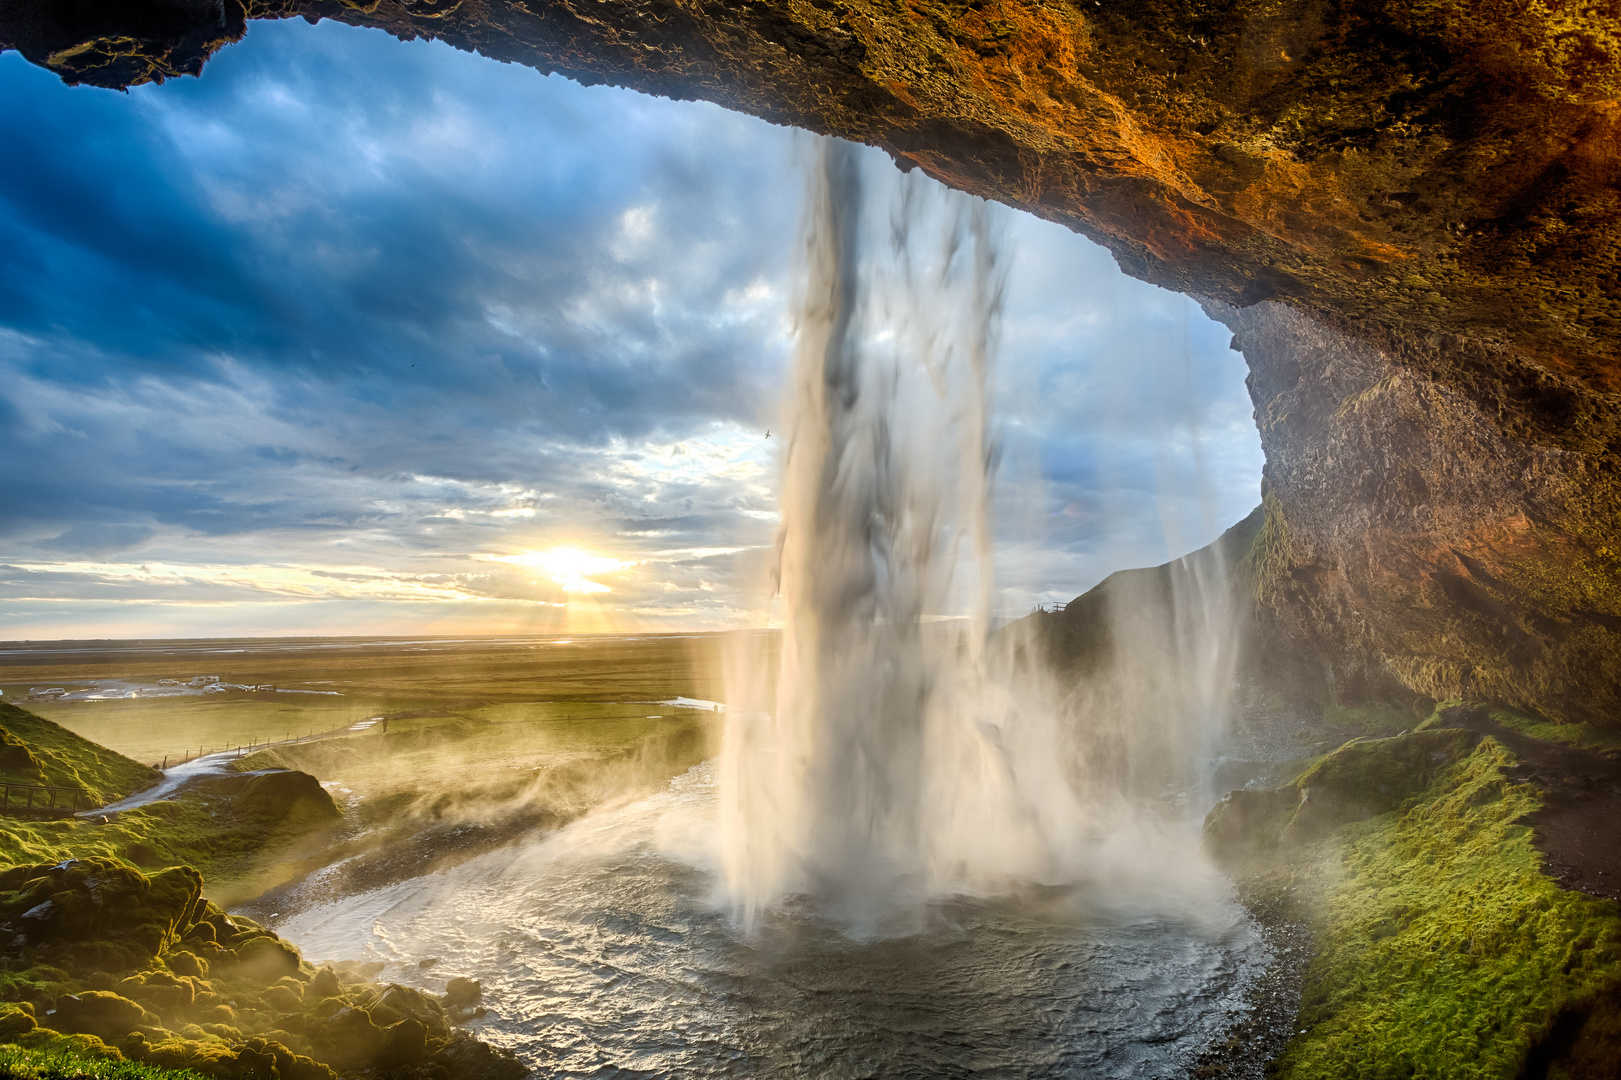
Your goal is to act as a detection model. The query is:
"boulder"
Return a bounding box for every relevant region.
[195,769,338,826]
[380,1017,429,1065]
[443,976,482,1010]
[230,935,301,980]
[433,1035,528,1080]
[0,858,203,969]
[52,991,146,1041]
[306,1005,382,1067]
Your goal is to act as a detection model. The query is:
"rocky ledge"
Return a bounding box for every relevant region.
[0,856,524,1079]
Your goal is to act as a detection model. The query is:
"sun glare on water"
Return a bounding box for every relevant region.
[495,547,632,594]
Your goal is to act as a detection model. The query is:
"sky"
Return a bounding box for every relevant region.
[0,18,1263,639]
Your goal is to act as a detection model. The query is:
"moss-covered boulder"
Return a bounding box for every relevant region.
[432,1035,527,1080]
[198,769,339,828]
[304,1005,382,1068]
[51,990,147,1041]
[1203,728,1482,863]
[0,858,203,970]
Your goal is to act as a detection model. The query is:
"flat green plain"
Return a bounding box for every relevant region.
[0,633,738,764]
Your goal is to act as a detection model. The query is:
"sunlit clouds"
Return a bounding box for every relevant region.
[487,549,631,595]
[0,19,1263,638]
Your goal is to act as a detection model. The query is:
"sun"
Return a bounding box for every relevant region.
[495,547,631,594]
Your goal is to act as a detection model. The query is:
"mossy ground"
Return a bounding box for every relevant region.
[0,718,335,904]
[1485,706,1621,760]
[0,1045,200,1079]
[1219,731,1621,1079]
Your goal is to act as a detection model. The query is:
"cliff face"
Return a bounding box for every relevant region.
[1221,301,1621,724]
[5,0,1621,722]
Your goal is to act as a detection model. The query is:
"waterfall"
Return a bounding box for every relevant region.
[718,138,1247,931]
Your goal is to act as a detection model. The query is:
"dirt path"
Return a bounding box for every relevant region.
[87,722,368,816]
[1444,705,1621,903]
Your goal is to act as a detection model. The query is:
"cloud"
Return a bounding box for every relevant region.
[0,18,1262,637]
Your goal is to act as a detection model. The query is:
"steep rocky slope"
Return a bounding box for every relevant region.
[1221,301,1621,724]
[4,0,1620,724]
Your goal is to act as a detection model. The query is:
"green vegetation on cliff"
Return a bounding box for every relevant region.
[0,705,338,904]
[0,707,157,807]
[1207,728,1621,1078]
[1480,705,1621,760]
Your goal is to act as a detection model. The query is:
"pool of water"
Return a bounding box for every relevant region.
[276,764,1262,1079]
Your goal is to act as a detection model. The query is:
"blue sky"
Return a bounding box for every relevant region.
[0,18,1262,638]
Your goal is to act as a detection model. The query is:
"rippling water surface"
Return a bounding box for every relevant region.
[278,765,1261,1079]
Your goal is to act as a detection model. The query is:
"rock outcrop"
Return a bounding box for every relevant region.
[1220,300,1621,724]
[0,856,525,1078]
[4,0,1620,723]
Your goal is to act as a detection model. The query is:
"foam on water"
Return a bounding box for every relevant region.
[276,137,1262,1075]
[278,762,1262,1078]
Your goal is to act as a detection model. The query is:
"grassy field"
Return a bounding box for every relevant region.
[0,633,745,907]
[0,634,734,764]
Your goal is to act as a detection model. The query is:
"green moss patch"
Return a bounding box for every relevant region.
[1485,705,1621,760]
[1213,732,1621,1079]
[0,1044,201,1079]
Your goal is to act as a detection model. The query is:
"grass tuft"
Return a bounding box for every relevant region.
[0,1046,200,1080]
[1274,737,1621,1079]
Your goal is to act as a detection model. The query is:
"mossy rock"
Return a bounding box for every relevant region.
[224,939,299,984]
[1203,728,1482,862]
[196,773,337,828]
[0,859,203,971]
[305,972,339,1001]
[374,985,450,1040]
[51,993,146,1042]
[431,1036,526,1080]
[303,1006,381,1068]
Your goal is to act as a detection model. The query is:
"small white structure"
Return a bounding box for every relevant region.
[187,675,221,687]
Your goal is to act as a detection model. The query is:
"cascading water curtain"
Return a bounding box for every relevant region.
[719,138,1094,931]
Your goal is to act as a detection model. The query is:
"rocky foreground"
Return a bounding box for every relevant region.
[0,705,528,1080]
[0,856,523,1080]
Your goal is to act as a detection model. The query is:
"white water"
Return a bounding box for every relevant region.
[272,137,1261,1075]
[716,140,1245,930]
[278,763,1261,1079]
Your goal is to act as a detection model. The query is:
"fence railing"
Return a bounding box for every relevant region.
[156,723,365,770]
[0,784,90,813]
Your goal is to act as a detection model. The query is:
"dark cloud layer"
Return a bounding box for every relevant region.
[0,19,1260,636]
